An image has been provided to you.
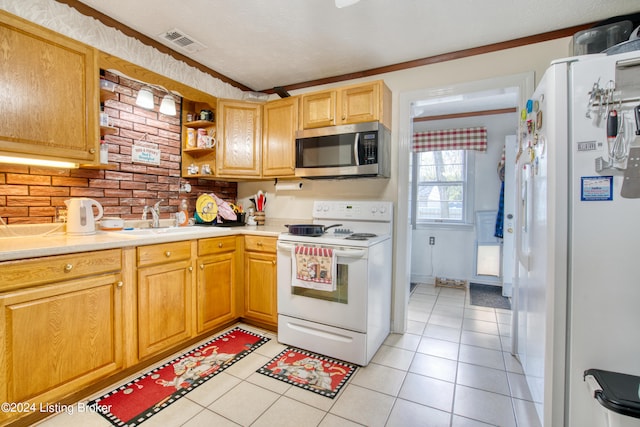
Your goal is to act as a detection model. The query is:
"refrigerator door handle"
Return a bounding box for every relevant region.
[517,162,533,271]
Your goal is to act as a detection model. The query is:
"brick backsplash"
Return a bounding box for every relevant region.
[0,72,237,225]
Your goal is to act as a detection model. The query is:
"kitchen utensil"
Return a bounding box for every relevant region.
[195,194,218,223]
[100,217,124,231]
[284,223,342,236]
[256,190,266,212]
[64,198,104,235]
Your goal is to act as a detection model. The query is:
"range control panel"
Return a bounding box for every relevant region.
[312,200,393,222]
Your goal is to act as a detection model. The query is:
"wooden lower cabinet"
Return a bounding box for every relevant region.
[244,236,278,327]
[0,233,282,425]
[136,241,193,360]
[196,236,238,333]
[0,249,124,426]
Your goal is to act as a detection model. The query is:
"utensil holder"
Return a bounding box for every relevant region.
[254,211,265,226]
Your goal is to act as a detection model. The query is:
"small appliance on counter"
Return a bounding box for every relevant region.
[64,198,104,235]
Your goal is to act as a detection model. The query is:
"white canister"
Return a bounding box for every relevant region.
[100,141,109,164]
[100,111,109,127]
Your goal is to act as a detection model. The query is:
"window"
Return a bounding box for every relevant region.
[412,149,474,225]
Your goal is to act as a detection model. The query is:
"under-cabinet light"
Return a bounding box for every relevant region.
[0,155,79,169]
[159,94,177,116]
[136,86,155,109]
[335,0,360,8]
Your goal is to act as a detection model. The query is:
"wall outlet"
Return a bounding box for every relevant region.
[429,236,435,245]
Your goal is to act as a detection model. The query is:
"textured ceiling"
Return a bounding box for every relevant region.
[77,0,639,91]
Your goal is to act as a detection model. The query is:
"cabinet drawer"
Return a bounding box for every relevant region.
[198,236,237,256]
[0,249,122,292]
[137,241,191,266]
[245,235,277,253]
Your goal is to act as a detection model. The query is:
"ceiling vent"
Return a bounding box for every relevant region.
[158,28,207,53]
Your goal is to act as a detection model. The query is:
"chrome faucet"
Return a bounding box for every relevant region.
[142,200,163,228]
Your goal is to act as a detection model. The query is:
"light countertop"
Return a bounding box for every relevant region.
[0,220,301,262]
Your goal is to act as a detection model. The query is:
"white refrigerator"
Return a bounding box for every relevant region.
[515,50,640,427]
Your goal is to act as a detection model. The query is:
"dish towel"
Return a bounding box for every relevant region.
[292,246,336,292]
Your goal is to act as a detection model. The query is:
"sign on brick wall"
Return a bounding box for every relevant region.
[132,142,161,166]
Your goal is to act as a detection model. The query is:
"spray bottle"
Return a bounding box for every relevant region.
[177,199,189,227]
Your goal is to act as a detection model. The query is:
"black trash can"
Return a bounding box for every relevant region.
[584,369,640,426]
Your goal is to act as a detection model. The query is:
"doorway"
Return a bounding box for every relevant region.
[392,73,534,334]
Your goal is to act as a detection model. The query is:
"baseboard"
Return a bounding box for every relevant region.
[411,275,504,288]
[470,277,503,287]
[410,275,435,285]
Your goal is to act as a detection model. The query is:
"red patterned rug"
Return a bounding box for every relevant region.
[89,328,269,426]
[257,347,357,398]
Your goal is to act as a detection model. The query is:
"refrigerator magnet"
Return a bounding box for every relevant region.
[581,176,613,201]
[536,110,543,128]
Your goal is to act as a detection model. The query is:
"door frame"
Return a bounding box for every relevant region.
[393,72,534,333]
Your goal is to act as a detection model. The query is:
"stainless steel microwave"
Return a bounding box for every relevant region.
[295,121,390,179]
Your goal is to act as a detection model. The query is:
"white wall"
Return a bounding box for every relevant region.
[411,113,518,285]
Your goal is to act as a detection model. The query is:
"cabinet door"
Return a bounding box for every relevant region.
[244,251,277,326]
[216,99,262,178]
[0,11,98,164]
[137,260,192,359]
[301,90,336,129]
[0,275,123,408]
[262,97,298,177]
[340,83,379,124]
[196,252,236,333]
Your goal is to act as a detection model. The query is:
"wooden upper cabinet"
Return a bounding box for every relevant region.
[216,99,262,178]
[0,10,99,164]
[300,80,391,130]
[262,97,299,177]
[341,83,379,124]
[301,90,337,129]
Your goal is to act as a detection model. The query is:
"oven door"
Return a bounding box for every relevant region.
[276,241,368,332]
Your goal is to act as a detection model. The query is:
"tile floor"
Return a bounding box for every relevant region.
[36,283,542,427]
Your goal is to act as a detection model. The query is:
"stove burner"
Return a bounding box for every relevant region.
[345,233,377,241]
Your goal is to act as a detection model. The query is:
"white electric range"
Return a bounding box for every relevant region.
[276,200,393,366]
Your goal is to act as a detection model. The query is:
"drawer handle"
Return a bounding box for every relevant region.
[64,263,73,272]
[257,241,263,246]
[189,266,193,272]
[272,260,276,265]
[218,243,223,248]
[116,281,123,288]
[165,251,171,257]
[200,264,205,270]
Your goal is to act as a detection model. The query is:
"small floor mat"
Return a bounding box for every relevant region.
[88,327,269,426]
[469,283,511,310]
[257,347,357,399]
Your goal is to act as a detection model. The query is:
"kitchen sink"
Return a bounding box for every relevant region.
[114,226,231,237]
[116,227,200,235]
